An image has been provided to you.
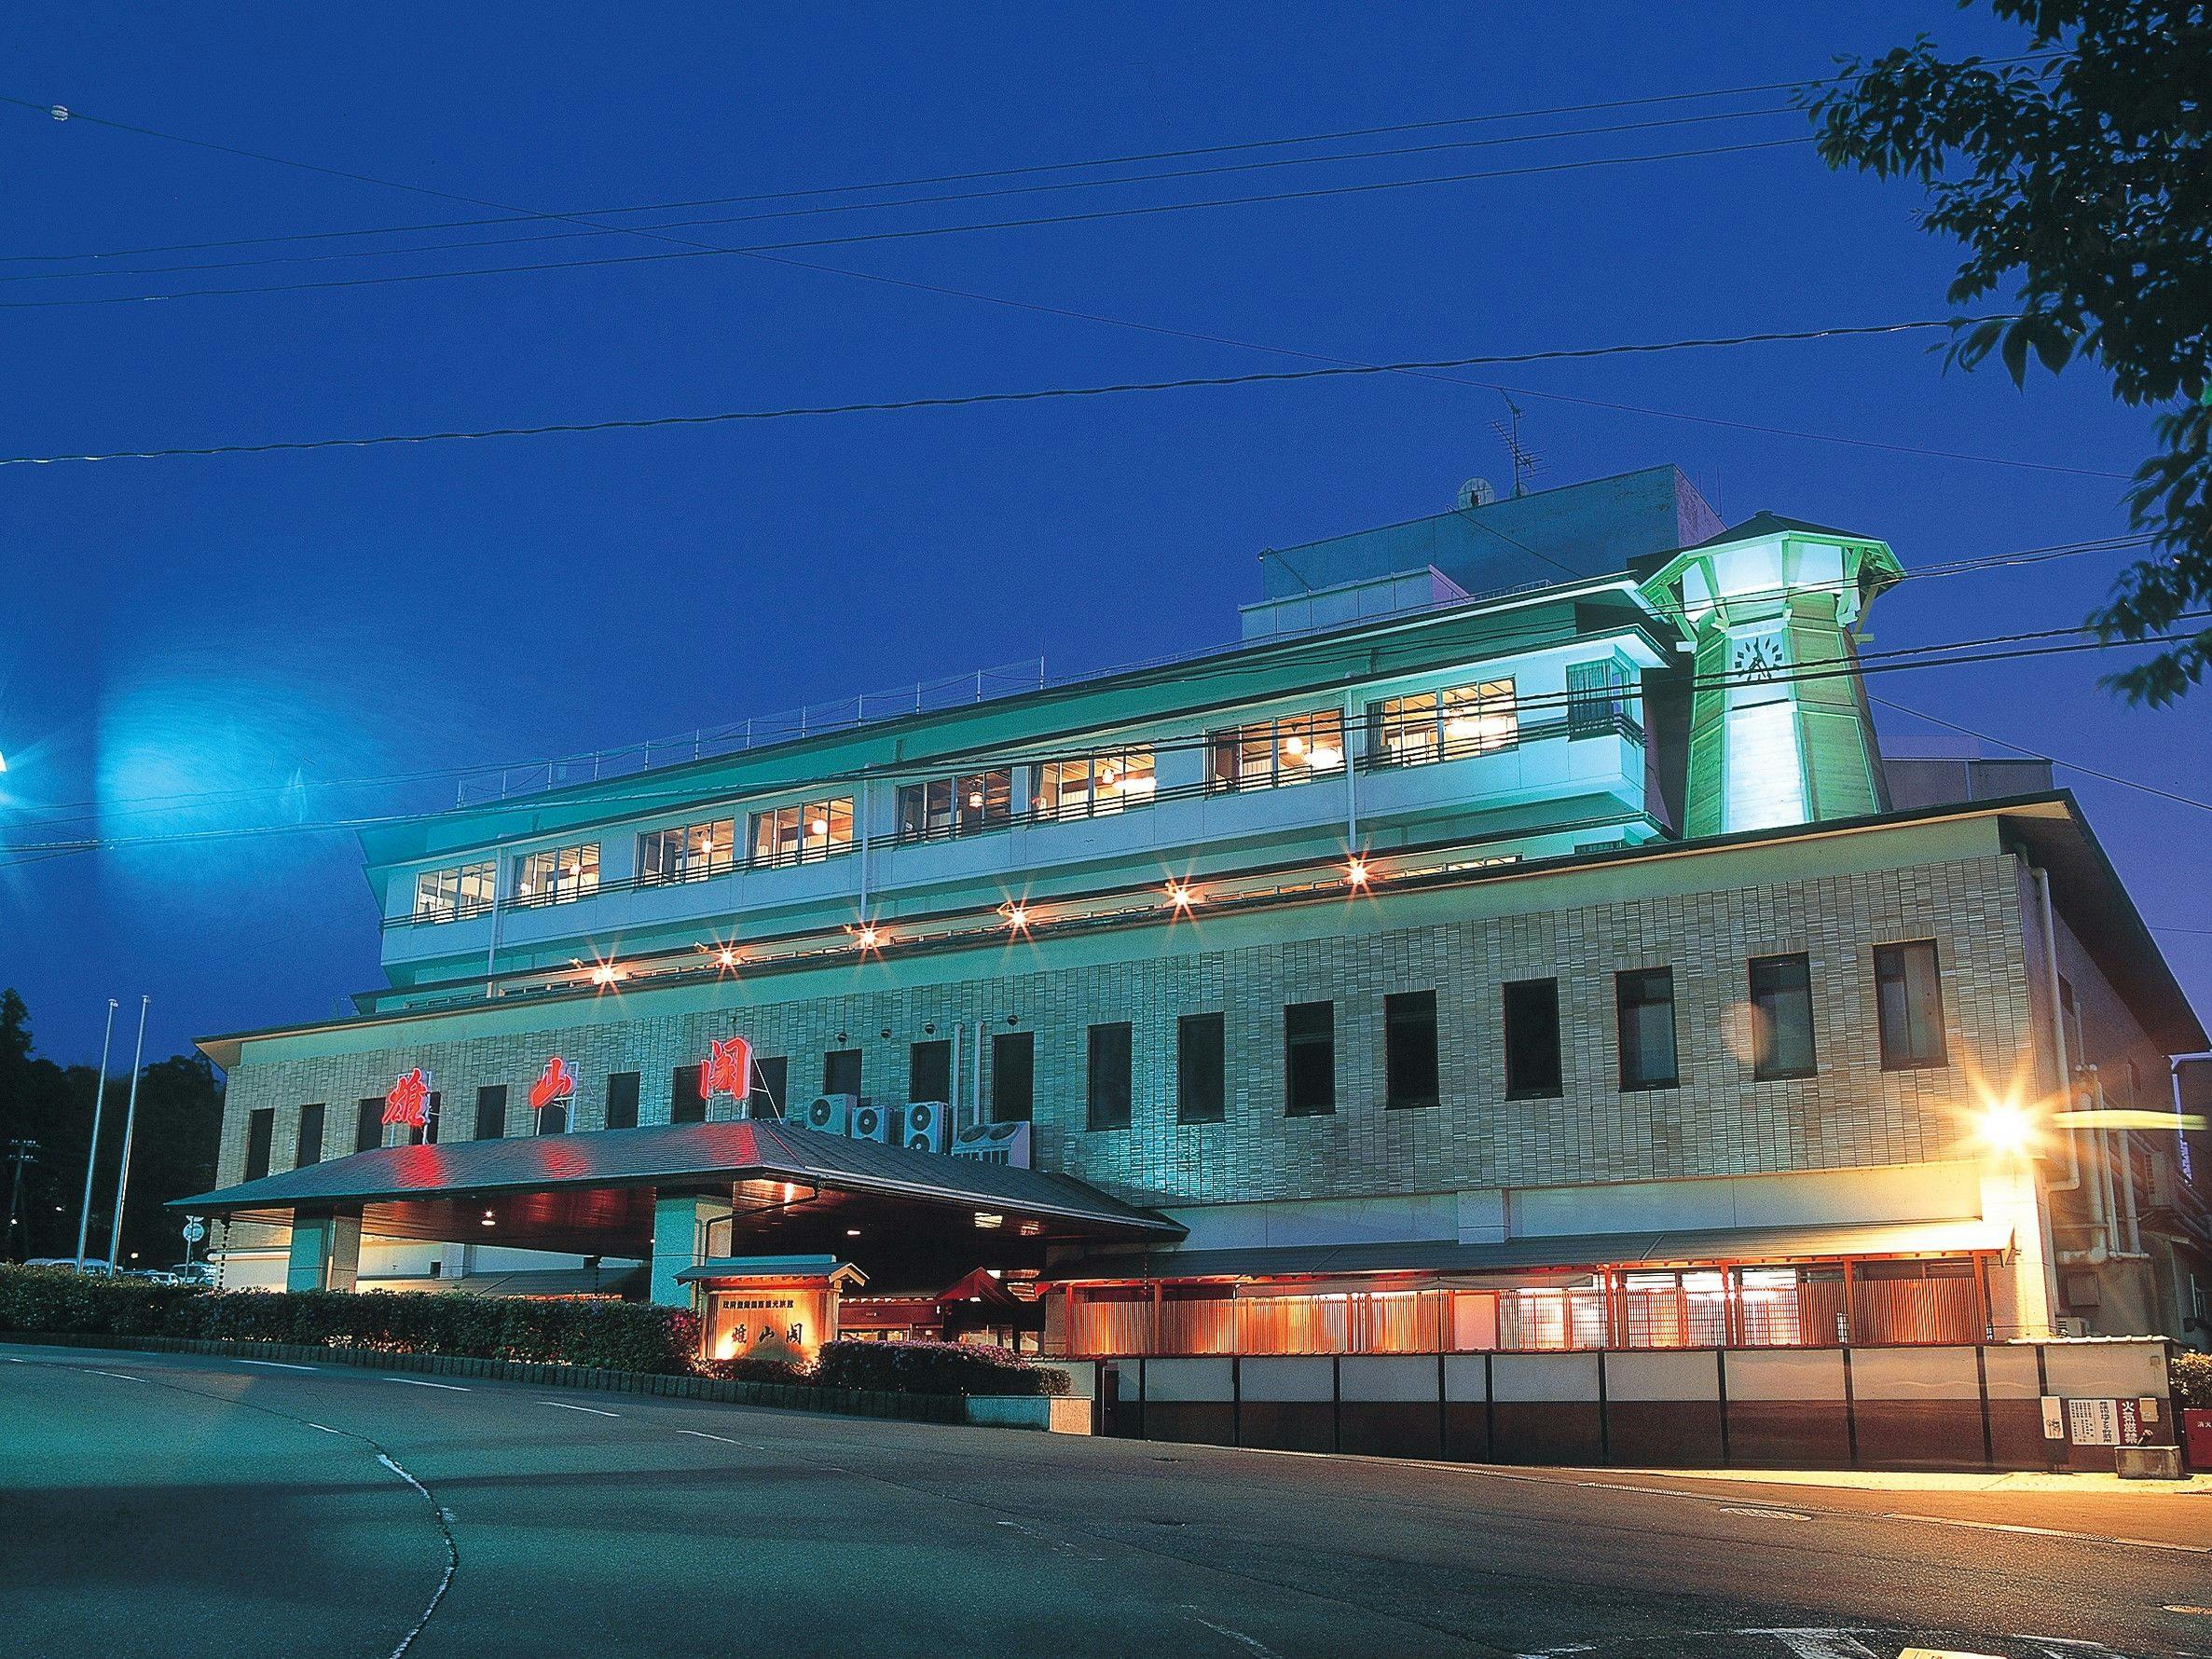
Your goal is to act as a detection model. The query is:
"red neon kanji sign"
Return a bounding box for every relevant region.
[382,1067,433,1128]
[698,1035,753,1103]
[529,1055,578,1114]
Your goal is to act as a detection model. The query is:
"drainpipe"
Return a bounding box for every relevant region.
[2094,1069,2148,1259]
[948,1024,963,1125]
[1344,690,1358,850]
[975,1020,989,1123]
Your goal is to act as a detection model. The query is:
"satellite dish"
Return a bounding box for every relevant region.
[1457,477,1497,510]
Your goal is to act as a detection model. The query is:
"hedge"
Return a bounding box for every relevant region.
[0,1265,700,1375]
[2175,1350,2212,1411]
[812,1338,1070,1397]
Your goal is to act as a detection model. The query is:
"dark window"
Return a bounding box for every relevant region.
[1087,1022,1133,1131]
[354,1099,383,1154]
[910,1039,952,1104]
[992,1032,1034,1123]
[1176,1013,1227,1123]
[1750,953,1818,1080]
[1616,968,1679,1091]
[1875,940,1947,1069]
[295,1103,325,1169]
[1284,1001,1336,1117]
[243,1108,276,1181]
[1503,979,1562,1099]
[670,1063,705,1124]
[474,1085,507,1141]
[749,1056,789,1120]
[823,1049,862,1099]
[409,1092,442,1146]
[605,1070,640,1131]
[1383,991,1439,1109]
[536,1095,566,1135]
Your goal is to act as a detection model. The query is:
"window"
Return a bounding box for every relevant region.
[992,1032,1034,1122]
[823,1049,862,1099]
[534,1094,564,1135]
[605,1070,640,1131]
[1035,747,1155,819]
[1567,659,1631,738]
[243,1107,275,1182]
[1503,979,1563,1100]
[1875,940,1947,1070]
[1384,991,1440,1109]
[670,1063,706,1124]
[749,1056,789,1120]
[1209,709,1345,792]
[638,817,735,884]
[1284,1001,1336,1116]
[409,1093,442,1146]
[748,798,854,867]
[295,1103,325,1169]
[1616,968,1679,1091]
[910,1039,952,1104]
[1368,679,1517,767]
[354,1099,383,1154]
[1177,1013,1227,1124]
[513,843,599,906]
[1087,1022,1133,1131]
[1750,953,1818,1080]
[412,859,495,923]
[897,770,1012,841]
[474,1085,507,1142]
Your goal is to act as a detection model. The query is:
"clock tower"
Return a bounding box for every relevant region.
[1638,514,1903,839]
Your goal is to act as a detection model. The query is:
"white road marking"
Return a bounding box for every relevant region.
[236,1358,318,1371]
[1760,1631,1880,1659]
[539,1400,619,1418]
[677,1428,741,1445]
[1183,1612,1285,1658]
[1719,1504,1812,1523]
[1885,1512,2209,1556]
[308,1422,344,1434]
[89,1369,144,1382]
[383,1377,470,1392]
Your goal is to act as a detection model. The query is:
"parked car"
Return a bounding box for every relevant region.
[21,1258,116,1276]
[167,1262,216,1287]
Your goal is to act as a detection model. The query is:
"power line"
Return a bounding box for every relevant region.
[0,315,1972,466]
[0,135,1813,311]
[0,620,2189,865]
[1,105,1807,287]
[1870,694,2212,816]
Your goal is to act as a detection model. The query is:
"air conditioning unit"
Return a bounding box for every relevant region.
[2053,1315,2093,1338]
[847,1101,894,1144]
[801,1093,857,1134]
[950,1119,1033,1168]
[899,1101,951,1155]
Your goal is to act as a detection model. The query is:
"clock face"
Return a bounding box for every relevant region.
[1729,630,1788,679]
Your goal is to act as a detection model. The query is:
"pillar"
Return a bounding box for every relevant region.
[648,1192,733,1309]
[285,1209,362,1294]
[1981,1159,2055,1338]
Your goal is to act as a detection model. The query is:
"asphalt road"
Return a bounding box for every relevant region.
[4,1344,2208,1659]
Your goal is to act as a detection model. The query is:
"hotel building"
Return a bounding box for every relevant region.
[176,467,2207,1461]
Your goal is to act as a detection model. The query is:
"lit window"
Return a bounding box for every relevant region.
[513,843,599,906]
[412,858,496,923]
[1207,709,1345,792]
[747,798,854,868]
[1036,746,1155,819]
[1368,679,1516,767]
[897,769,1012,842]
[639,818,735,884]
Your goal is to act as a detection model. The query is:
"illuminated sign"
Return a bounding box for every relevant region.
[528,1055,578,1114]
[382,1068,433,1129]
[699,1035,753,1104]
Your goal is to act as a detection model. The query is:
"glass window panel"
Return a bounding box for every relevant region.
[1875,940,1947,1069]
[1750,952,1818,1080]
[1616,967,1679,1090]
[1503,978,1563,1099]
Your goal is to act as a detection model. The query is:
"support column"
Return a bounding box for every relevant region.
[649,1192,733,1309]
[285,1210,362,1293]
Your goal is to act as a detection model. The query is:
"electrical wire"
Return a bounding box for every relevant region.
[0,315,1972,466]
[1869,695,2212,816]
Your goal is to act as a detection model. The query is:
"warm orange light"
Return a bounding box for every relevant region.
[590,963,622,986]
[973,1212,1003,1229]
[1977,1097,2036,1157]
[1346,858,1369,887]
[856,925,881,950]
[810,816,830,835]
[715,946,739,968]
[1166,882,1195,910]
[1005,905,1030,932]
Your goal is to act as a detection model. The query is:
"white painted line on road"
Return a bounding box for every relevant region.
[677,1428,742,1445]
[89,1369,144,1382]
[1182,1611,1285,1658]
[383,1377,470,1392]
[539,1400,619,1418]
[1884,1512,2209,1556]
[236,1358,318,1371]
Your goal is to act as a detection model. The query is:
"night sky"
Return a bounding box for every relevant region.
[3,4,2206,1069]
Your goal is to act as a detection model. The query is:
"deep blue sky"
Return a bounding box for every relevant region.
[2,4,2206,1068]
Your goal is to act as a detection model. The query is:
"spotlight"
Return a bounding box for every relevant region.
[1005,904,1030,932]
[1166,882,1195,910]
[1978,1099,2036,1158]
[1346,858,1370,887]
[590,962,621,986]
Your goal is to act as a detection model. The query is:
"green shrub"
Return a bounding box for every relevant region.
[2173,1350,2212,1411]
[811,1338,1070,1397]
[0,1264,699,1374]
[697,1354,815,1386]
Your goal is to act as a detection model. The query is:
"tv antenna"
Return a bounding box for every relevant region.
[1491,394,1541,499]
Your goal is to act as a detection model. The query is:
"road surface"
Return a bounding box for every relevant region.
[4,1343,2207,1658]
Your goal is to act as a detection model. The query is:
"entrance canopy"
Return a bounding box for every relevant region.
[172,1118,1182,1260]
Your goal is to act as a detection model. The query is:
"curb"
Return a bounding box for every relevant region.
[0,1330,967,1425]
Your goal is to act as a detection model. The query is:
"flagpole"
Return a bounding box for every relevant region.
[73,998,119,1270]
[104,995,150,1273]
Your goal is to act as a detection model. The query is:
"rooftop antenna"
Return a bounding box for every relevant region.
[1490,394,1541,499]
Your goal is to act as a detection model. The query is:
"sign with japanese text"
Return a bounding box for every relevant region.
[698,1035,754,1104]
[528,1055,578,1115]
[382,1067,433,1129]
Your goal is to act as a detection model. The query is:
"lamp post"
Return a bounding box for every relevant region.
[104,995,150,1274]
[74,998,119,1271]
